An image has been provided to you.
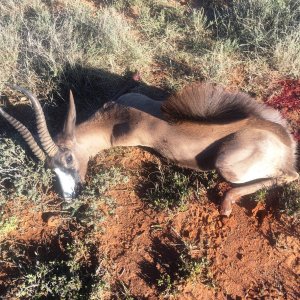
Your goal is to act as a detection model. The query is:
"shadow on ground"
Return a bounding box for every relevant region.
[138,232,192,294]
[0,220,100,298]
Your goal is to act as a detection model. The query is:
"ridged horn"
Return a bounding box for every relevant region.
[0,107,46,161]
[8,84,58,157]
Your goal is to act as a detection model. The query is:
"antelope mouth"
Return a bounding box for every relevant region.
[54,168,80,200]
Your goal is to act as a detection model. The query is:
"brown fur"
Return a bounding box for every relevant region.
[161,82,287,127]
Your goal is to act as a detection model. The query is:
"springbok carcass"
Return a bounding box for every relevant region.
[0,82,298,216]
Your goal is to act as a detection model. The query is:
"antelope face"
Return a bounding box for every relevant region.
[48,146,81,200]
[48,138,90,200]
[48,90,85,200]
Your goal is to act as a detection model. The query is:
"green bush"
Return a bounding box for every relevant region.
[0,137,52,203]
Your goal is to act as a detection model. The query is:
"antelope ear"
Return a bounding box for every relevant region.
[63,90,76,139]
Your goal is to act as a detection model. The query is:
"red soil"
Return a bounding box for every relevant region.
[95,149,300,299]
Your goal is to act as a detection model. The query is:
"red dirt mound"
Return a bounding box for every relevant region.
[94,148,300,299]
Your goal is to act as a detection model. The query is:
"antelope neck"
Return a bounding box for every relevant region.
[74,107,161,157]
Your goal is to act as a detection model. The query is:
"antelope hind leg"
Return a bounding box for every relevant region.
[220,171,299,216]
[215,131,298,216]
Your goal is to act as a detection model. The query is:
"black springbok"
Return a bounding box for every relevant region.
[0,82,298,215]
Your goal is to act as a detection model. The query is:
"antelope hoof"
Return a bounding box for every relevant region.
[220,202,232,217]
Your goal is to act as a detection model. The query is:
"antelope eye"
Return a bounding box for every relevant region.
[66,154,73,165]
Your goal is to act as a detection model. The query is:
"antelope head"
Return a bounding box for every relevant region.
[0,85,84,200]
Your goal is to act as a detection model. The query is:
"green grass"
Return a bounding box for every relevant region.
[1,235,106,300]
[1,0,298,97]
[157,255,216,297]
[0,216,18,239]
[212,0,300,53]
[250,181,300,217]
[251,188,269,205]
[112,281,136,300]
[16,260,83,299]
[65,165,128,225]
[0,0,150,93]
[273,29,300,78]
[139,160,216,211]
[0,137,53,204]
[278,182,300,217]
[151,234,217,297]
[142,163,195,211]
[211,0,300,80]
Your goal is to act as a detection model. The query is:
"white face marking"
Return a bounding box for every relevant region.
[54,168,76,200]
